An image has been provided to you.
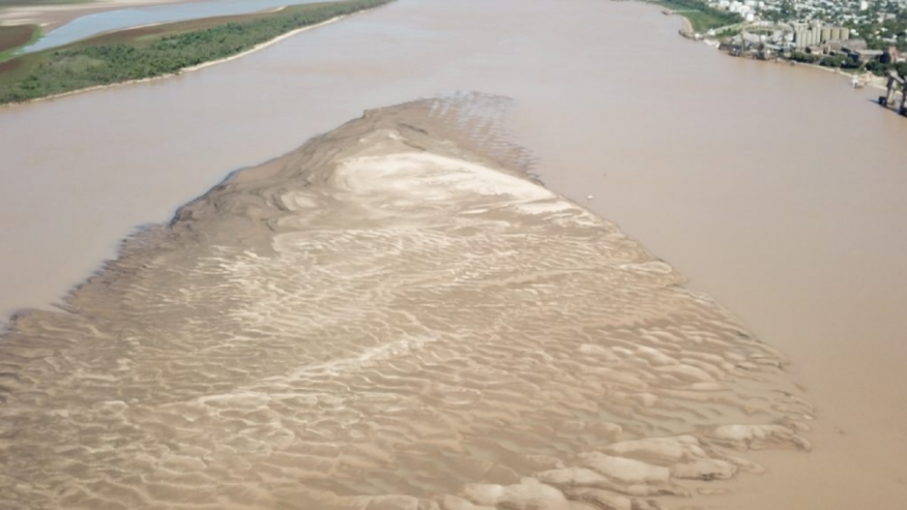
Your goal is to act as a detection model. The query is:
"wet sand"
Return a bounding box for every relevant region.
[0,95,812,510]
[1,0,906,507]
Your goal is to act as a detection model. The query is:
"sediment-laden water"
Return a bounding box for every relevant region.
[0,96,811,510]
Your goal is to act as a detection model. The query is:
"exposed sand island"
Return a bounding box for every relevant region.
[0,95,812,509]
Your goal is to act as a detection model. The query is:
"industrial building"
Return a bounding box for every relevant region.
[793,22,850,48]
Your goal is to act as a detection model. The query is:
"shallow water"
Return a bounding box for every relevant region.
[1,0,906,507]
[21,0,325,53]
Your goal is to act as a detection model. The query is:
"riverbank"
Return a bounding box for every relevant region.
[0,0,393,104]
[641,0,904,102]
[648,0,740,34]
[801,59,889,91]
[655,6,694,34]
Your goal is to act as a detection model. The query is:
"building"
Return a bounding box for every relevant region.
[793,22,850,49]
[847,48,884,62]
[845,38,868,51]
[794,22,820,48]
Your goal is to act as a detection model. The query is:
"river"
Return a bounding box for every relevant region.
[0,0,905,507]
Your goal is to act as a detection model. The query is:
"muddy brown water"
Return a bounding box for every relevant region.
[1,0,905,508]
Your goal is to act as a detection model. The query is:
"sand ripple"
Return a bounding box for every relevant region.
[0,95,811,509]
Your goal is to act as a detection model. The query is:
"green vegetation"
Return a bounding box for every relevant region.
[865,59,907,77]
[844,1,907,52]
[650,0,742,33]
[788,50,906,78]
[762,0,797,24]
[0,24,41,61]
[0,0,393,104]
[788,51,821,64]
[818,54,861,70]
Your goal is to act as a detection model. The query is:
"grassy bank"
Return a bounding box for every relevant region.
[650,0,741,33]
[0,0,393,104]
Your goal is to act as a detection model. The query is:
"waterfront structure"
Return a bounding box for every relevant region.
[882,46,900,64]
[879,71,907,116]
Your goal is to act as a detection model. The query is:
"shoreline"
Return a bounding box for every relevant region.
[183,14,341,73]
[805,61,889,92]
[1,15,348,108]
[739,55,892,93]
[658,6,694,34]
[643,1,897,96]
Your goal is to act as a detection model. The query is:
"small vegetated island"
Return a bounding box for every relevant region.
[0,0,393,104]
